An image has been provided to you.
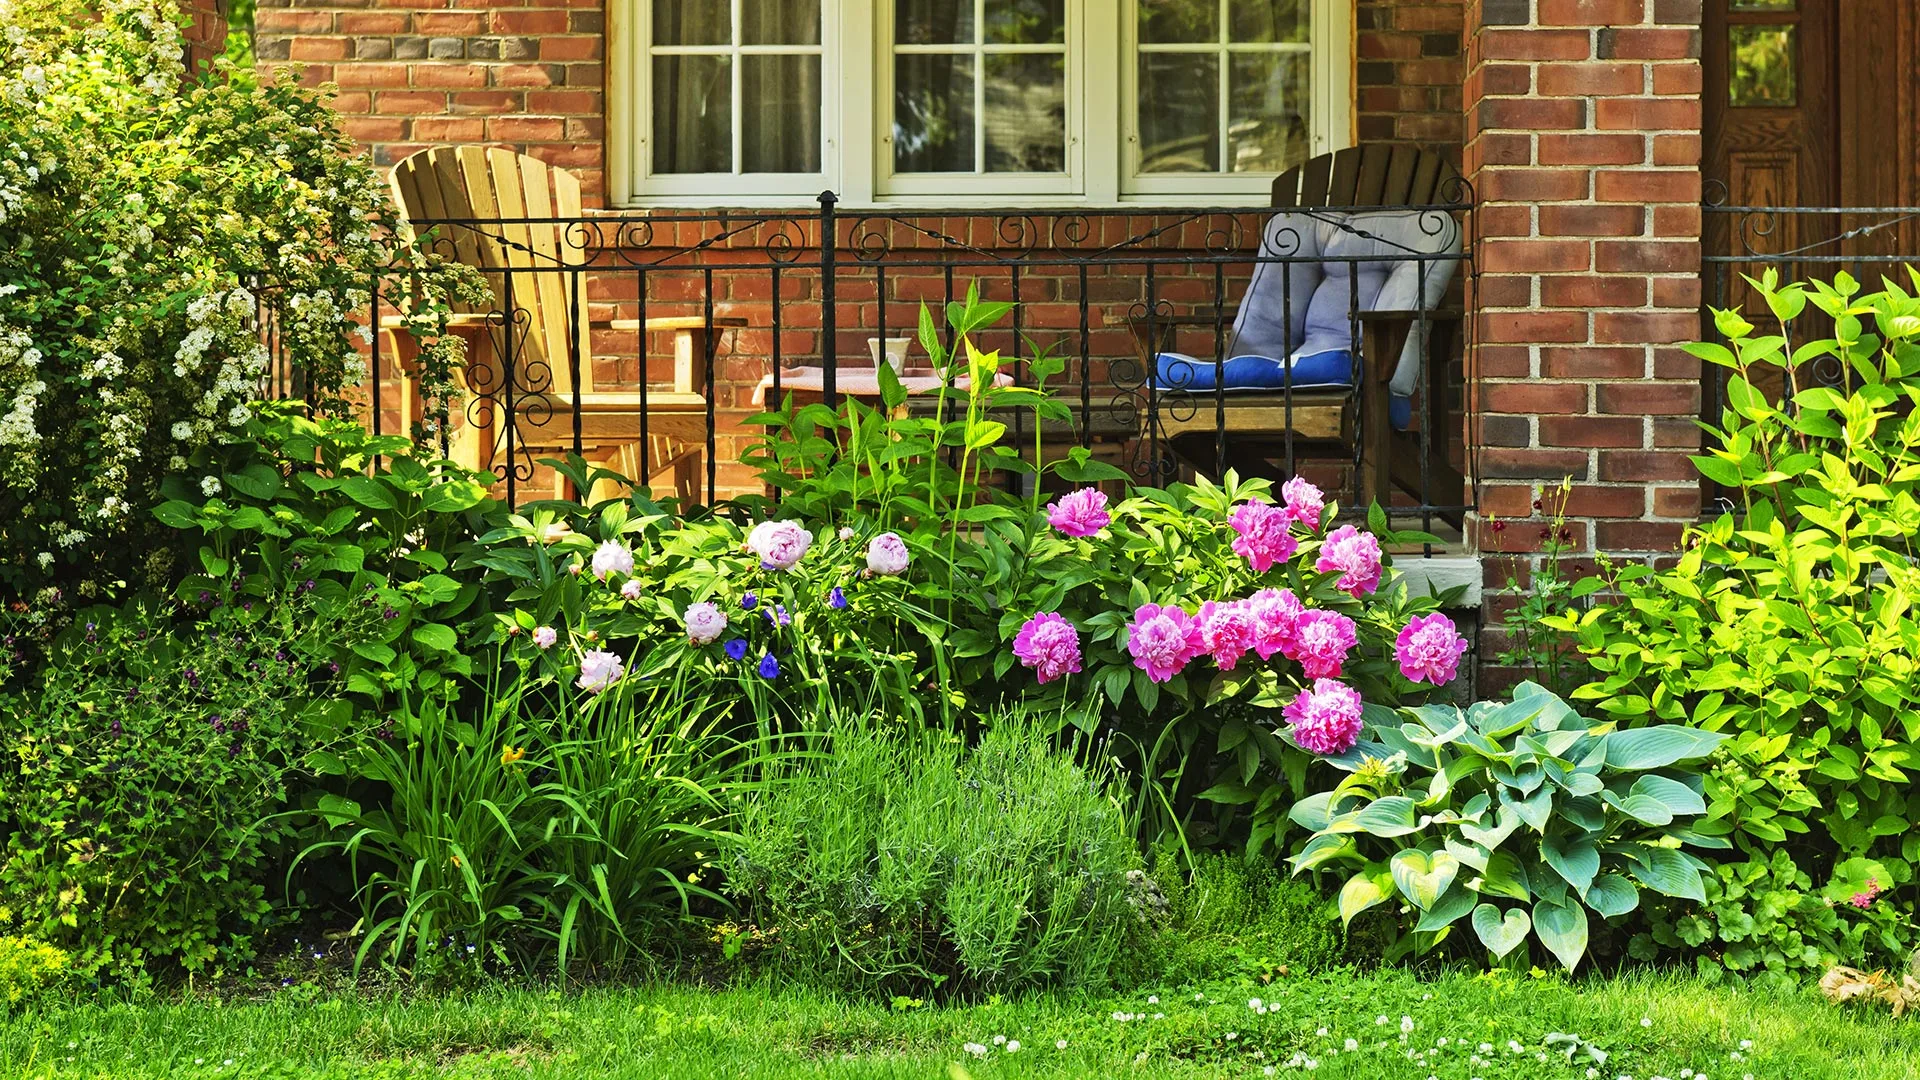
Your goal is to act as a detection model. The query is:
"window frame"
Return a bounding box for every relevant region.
[608,0,1352,208]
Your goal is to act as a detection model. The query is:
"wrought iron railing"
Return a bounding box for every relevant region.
[335,194,1475,536]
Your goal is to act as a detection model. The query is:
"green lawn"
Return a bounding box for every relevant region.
[6,968,1918,1079]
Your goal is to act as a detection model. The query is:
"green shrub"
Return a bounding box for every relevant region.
[0,936,68,1011]
[1147,848,1345,986]
[1283,683,1727,972]
[725,714,1144,997]
[1556,271,1920,978]
[0,594,351,979]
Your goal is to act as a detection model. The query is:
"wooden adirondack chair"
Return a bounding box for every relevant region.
[380,145,739,503]
[1128,144,1468,514]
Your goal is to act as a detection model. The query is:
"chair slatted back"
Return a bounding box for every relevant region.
[389,146,594,394]
[1271,145,1462,208]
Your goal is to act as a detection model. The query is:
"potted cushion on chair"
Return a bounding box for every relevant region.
[1152,209,1461,431]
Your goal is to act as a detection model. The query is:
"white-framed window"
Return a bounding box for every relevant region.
[609,0,1350,207]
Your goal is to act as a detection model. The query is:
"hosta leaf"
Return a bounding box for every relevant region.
[1541,833,1600,894]
[1586,874,1640,918]
[1390,848,1461,909]
[1472,850,1531,901]
[1509,786,1554,832]
[1288,791,1337,831]
[1533,898,1590,971]
[1460,804,1521,849]
[1634,846,1709,902]
[1289,833,1357,873]
[1351,795,1422,838]
[1339,865,1393,927]
[1471,903,1531,957]
[1628,774,1707,817]
[1601,725,1726,770]
[1414,884,1477,932]
[1602,790,1674,826]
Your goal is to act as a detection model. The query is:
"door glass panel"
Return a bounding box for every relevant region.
[1729,24,1796,106]
[741,0,821,44]
[985,0,1066,44]
[652,55,732,173]
[895,54,976,171]
[1730,0,1794,9]
[1138,52,1220,172]
[1228,51,1309,173]
[653,0,729,45]
[741,55,822,172]
[1229,0,1309,43]
[984,53,1066,171]
[1140,0,1217,43]
[898,0,974,44]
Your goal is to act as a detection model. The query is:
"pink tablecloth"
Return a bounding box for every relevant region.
[750,366,1013,406]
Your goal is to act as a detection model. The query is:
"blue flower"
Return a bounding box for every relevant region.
[829,586,847,609]
[758,652,780,680]
[741,591,758,610]
[725,638,748,660]
[765,603,790,628]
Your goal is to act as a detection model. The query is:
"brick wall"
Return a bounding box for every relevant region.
[1461,0,1704,660]
[182,0,227,70]
[253,0,608,205]
[1358,0,1466,162]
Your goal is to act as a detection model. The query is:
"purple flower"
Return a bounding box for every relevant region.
[1283,678,1364,755]
[724,638,749,660]
[1012,612,1082,684]
[1046,488,1111,538]
[1229,501,1299,573]
[576,650,625,694]
[741,592,758,610]
[765,604,790,628]
[746,519,815,570]
[683,602,728,645]
[381,606,397,620]
[110,719,122,736]
[532,626,558,650]
[758,652,780,680]
[1280,476,1326,531]
[1315,525,1384,597]
[1395,613,1469,686]
[1245,587,1305,660]
[866,532,911,577]
[1126,603,1206,683]
[1288,609,1357,680]
[828,586,847,609]
[302,579,316,592]
[1196,600,1257,671]
[592,540,636,581]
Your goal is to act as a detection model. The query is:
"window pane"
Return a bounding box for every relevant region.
[1228,51,1308,173]
[653,0,729,46]
[742,55,821,172]
[1730,25,1795,106]
[1138,53,1218,172]
[984,53,1066,172]
[1229,0,1308,43]
[1139,0,1217,44]
[895,54,976,171]
[1731,0,1793,9]
[741,0,821,45]
[986,0,1066,44]
[653,55,732,173]
[898,0,975,44]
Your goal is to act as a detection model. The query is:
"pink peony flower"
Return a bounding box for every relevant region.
[1280,476,1326,531]
[746,519,814,570]
[1012,612,1083,684]
[591,540,634,581]
[1046,488,1112,538]
[1197,600,1257,671]
[1287,609,1357,680]
[576,649,625,694]
[1395,612,1469,686]
[1282,678,1365,755]
[1245,587,1306,661]
[1229,500,1299,573]
[620,578,644,601]
[1126,603,1206,683]
[866,532,911,576]
[1315,525,1383,597]
[532,626,558,650]
[682,601,727,645]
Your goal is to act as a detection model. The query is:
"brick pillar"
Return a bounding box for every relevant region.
[1356,1,1467,159]
[181,0,228,70]
[1463,0,1704,568]
[254,0,607,206]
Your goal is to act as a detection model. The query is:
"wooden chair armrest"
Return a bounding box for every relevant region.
[1356,309,1462,324]
[1100,311,1241,329]
[378,312,495,330]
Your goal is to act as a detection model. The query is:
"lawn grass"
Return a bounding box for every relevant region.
[6,966,1918,1079]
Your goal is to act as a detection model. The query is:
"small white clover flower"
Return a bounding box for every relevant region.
[1401,1016,1414,1034]
[1344,1039,1358,1051]
[1004,1041,1019,1053]
[992,1035,1006,1046]
[1146,995,1158,1005]
[1641,1017,1652,1027]
[1249,998,1262,1010]
[962,1042,986,1057]
[1055,1040,1067,1050]
[1376,1016,1389,1026]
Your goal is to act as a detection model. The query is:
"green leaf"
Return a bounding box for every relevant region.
[1471,903,1531,958]
[1472,851,1531,901]
[1533,898,1590,971]
[1634,846,1708,902]
[1586,874,1640,918]
[152,500,201,529]
[1601,726,1726,770]
[1541,833,1600,894]
[1339,865,1393,927]
[1390,849,1461,910]
[1289,833,1356,874]
[1414,884,1477,932]
[1351,795,1421,838]
[337,475,397,511]
[421,479,491,513]
[1627,774,1707,817]
[410,624,458,652]
[226,463,283,500]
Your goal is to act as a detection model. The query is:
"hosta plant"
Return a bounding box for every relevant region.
[1285,682,1728,971]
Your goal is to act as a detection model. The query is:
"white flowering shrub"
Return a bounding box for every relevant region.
[0,0,480,591]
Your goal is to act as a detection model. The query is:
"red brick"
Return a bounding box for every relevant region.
[1594,169,1700,203]
[1543,346,1647,378]
[1651,61,1703,94]
[1595,520,1690,550]
[1538,62,1646,97]
[488,116,568,141]
[1542,275,1649,307]
[1482,239,1594,274]
[337,11,408,33]
[1479,414,1535,446]
[1652,275,1701,307]
[1480,448,1595,481]
[1479,63,1533,95]
[1482,382,1592,414]
[1596,96,1702,130]
[1475,132,1535,166]
[1652,346,1700,379]
[1540,204,1645,237]
[1598,450,1696,481]
[1563,484,1650,517]
[1599,27,1700,59]
[411,64,489,89]
[1652,486,1702,517]
[1595,311,1699,344]
[409,117,488,142]
[254,9,334,33]
[541,36,604,61]
[1597,382,1700,414]
[1540,0,1650,24]
[1482,28,1596,60]
[288,37,349,61]
[1652,203,1701,237]
[494,64,561,88]
[330,90,372,113]
[341,116,407,142]
[373,91,449,115]
[1541,415,1646,448]
[491,8,570,33]
[1479,97,1588,131]
[1477,204,1535,238]
[1480,310,1591,344]
[1538,134,1647,166]
[1478,483,1538,518]
[1483,168,1590,202]
[1593,239,1698,273]
[413,11,484,35]
[1477,275,1535,308]
[1476,343,1534,377]
[526,90,601,114]
[331,62,411,89]
[1652,133,1700,165]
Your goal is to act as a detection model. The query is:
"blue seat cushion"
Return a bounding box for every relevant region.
[1154,349,1411,429]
